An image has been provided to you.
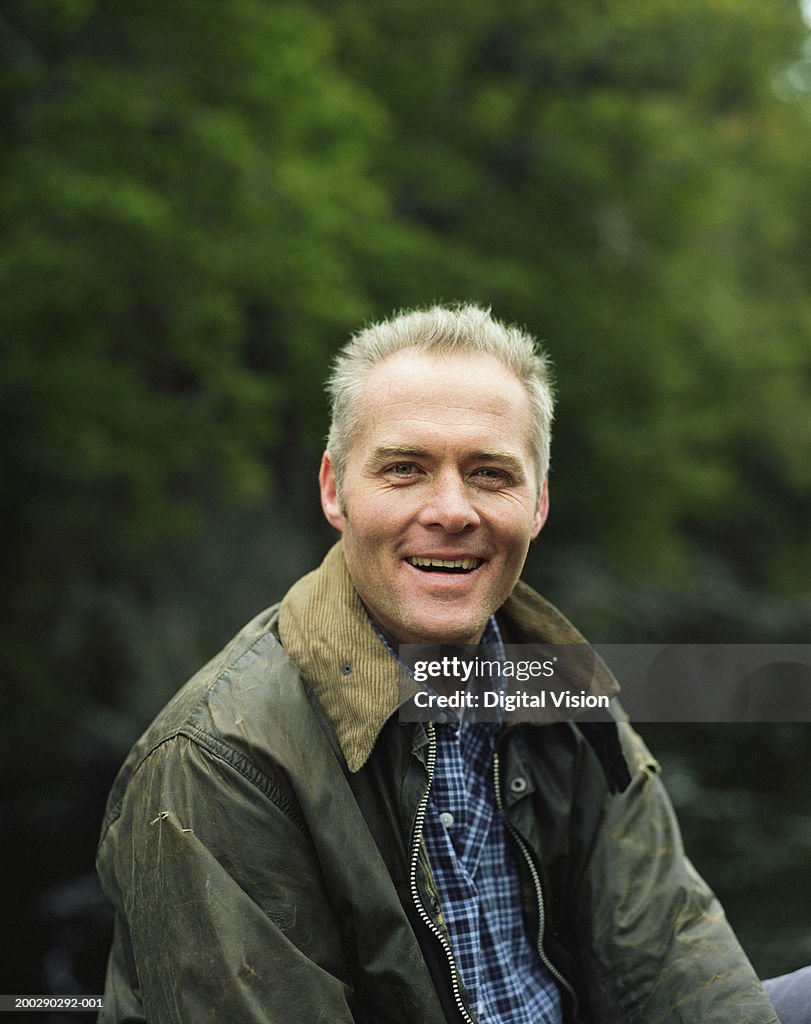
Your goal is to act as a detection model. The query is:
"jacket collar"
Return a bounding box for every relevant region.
[278,542,619,772]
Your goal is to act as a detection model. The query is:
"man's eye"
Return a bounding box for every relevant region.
[474,468,509,482]
[387,463,417,476]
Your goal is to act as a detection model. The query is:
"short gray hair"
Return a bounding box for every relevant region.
[326,304,554,493]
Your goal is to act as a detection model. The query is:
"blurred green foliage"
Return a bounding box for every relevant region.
[3,0,810,737]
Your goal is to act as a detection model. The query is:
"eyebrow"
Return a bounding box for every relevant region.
[365,445,431,467]
[470,449,526,474]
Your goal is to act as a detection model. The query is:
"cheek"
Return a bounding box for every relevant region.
[355,495,410,535]
[499,508,538,544]
[344,512,394,557]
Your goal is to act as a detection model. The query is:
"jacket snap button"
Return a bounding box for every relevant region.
[509,776,528,795]
[341,663,352,676]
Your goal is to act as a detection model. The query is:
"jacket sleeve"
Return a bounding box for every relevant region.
[577,722,780,1024]
[96,734,357,1024]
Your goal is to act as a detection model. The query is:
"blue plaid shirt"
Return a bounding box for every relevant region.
[372,615,563,1024]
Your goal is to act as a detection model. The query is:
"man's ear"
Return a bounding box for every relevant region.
[531,478,549,539]
[319,451,345,532]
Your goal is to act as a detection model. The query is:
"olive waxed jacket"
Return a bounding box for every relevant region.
[96,543,778,1023]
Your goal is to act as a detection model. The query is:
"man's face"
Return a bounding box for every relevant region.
[319,349,548,646]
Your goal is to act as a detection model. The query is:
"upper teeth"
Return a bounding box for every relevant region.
[409,557,479,570]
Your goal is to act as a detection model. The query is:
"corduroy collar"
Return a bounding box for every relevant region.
[278,542,619,772]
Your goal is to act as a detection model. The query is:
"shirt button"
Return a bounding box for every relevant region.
[435,712,448,724]
[439,811,454,829]
[509,776,528,795]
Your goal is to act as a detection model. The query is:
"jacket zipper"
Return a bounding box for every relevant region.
[492,751,579,1017]
[409,723,477,1024]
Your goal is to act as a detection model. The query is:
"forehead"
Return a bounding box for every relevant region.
[351,349,534,458]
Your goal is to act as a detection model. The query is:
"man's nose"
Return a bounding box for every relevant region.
[416,472,481,533]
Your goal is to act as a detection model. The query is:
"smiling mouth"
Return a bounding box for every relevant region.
[407,556,482,574]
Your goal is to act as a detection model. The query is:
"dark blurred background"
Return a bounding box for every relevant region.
[2,0,811,1017]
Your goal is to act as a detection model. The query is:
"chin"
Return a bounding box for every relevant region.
[414,620,483,645]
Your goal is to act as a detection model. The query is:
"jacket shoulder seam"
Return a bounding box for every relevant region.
[99,725,310,846]
[181,723,311,836]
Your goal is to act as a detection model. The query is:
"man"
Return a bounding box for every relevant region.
[97,305,788,1022]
